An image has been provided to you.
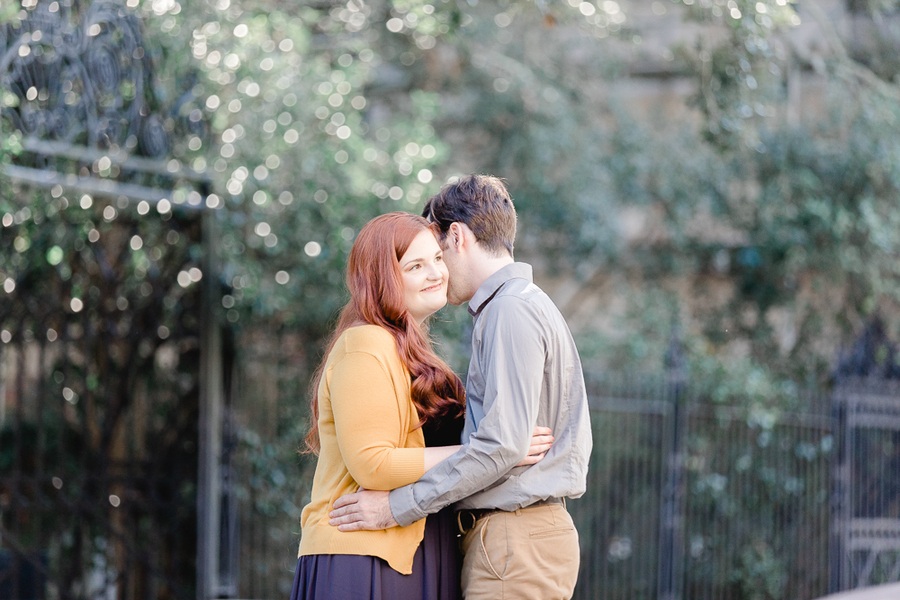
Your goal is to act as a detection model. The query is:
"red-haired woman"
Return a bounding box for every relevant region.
[290,212,549,599]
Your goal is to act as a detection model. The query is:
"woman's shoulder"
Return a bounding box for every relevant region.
[328,325,404,376]
[336,324,396,353]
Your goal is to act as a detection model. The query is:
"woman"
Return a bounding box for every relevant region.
[291,212,549,599]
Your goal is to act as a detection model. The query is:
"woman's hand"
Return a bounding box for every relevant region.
[517,426,554,466]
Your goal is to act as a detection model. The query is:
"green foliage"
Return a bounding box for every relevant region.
[5,0,900,596]
[677,0,800,144]
[0,176,203,592]
[427,3,626,265]
[0,180,205,448]
[528,2,900,388]
[235,426,312,520]
[138,0,447,339]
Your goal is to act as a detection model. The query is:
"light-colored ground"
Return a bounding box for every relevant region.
[815,582,900,600]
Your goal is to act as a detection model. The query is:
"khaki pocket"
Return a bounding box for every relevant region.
[529,524,576,539]
[476,515,509,580]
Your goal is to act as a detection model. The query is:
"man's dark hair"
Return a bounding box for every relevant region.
[421,174,517,257]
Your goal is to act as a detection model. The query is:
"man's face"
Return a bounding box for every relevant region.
[438,232,470,306]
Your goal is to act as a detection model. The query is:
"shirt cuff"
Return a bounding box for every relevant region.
[389,484,427,527]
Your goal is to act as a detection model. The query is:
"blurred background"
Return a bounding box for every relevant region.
[1,0,899,598]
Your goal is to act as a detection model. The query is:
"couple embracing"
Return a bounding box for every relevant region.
[292,174,593,600]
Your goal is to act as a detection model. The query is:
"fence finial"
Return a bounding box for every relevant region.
[833,316,900,382]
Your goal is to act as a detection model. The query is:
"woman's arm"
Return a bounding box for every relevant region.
[331,351,426,491]
[423,446,460,471]
[422,426,554,473]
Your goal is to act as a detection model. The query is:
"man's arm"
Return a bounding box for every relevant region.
[331,297,548,528]
[329,426,554,531]
[392,299,545,524]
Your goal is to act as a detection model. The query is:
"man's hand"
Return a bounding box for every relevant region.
[329,489,398,531]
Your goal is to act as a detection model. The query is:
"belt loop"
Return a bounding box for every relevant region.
[456,510,478,536]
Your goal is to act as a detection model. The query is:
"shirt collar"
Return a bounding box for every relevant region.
[467,262,533,317]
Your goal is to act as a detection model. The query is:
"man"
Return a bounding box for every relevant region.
[329,174,592,598]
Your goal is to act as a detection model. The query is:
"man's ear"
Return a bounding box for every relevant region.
[447,222,472,250]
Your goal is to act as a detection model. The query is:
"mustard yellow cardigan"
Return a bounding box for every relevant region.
[298,324,427,574]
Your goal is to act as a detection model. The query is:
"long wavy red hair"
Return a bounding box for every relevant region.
[304,212,466,454]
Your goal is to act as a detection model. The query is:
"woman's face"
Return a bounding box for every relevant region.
[399,230,449,324]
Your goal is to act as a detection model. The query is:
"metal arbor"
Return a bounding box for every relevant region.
[1,1,233,599]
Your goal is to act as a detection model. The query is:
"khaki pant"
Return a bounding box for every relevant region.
[459,503,580,599]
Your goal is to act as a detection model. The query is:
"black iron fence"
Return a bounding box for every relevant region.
[4,320,899,600]
[569,375,834,600]
[0,311,202,600]
[830,378,900,591]
[221,319,900,600]
[225,357,898,600]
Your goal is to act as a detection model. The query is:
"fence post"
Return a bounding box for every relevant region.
[829,379,848,593]
[658,328,687,600]
[197,205,226,599]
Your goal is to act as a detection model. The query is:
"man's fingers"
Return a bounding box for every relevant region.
[331,493,359,510]
[532,425,552,436]
[329,511,358,526]
[328,506,352,520]
[329,498,361,519]
[327,490,396,531]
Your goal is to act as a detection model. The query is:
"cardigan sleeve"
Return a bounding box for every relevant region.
[329,349,426,491]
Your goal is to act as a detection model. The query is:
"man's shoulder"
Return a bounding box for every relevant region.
[498,276,543,295]
[492,276,551,308]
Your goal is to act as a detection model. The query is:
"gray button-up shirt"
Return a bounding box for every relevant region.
[389,262,593,526]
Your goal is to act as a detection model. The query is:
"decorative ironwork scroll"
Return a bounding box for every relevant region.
[1,0,204,159]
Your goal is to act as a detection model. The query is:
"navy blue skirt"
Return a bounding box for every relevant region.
[290,507,461,600]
